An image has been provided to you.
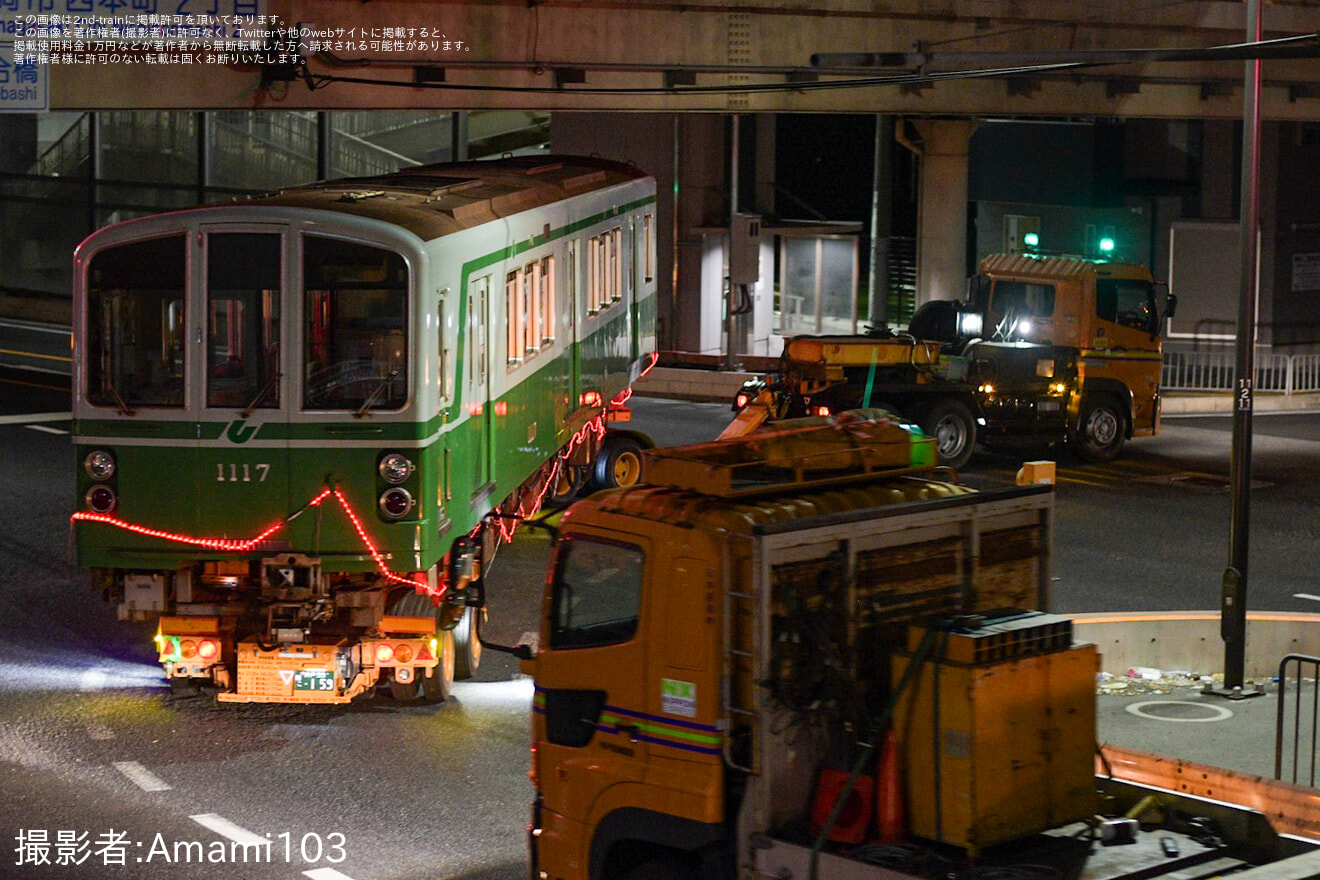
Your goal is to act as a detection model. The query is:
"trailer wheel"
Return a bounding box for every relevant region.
[592,436,645,491]
[452,606,482,680]
[1072,395,1126,462]
[420,629,455,702]
[917,399,977,469]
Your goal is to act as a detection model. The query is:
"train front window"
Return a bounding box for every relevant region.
[86,235,187,410]
[303,236,409,411]
[207,233,281,410]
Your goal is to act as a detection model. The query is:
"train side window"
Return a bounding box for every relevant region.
[608,228,622,303]
[541,255,556,344]
[587,236,602,314]
[86,234,187,409]
[506,268,523,367]
[206,233,281,410]
[642,213,654,284]
[549,536,645,649]
[302,236,409,411]
[524,260,540,357]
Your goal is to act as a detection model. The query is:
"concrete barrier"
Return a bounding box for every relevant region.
[1073,611,1320,678]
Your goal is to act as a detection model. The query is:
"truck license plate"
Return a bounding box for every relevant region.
[1038,400,1061,412]
[293,670,335,692]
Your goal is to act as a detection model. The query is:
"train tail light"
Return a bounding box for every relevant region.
[378,487,414,520]
[85,485,117,514]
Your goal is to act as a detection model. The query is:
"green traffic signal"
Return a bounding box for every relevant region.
[1099,237,1115,254]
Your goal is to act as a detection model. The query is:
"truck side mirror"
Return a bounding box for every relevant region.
[1164,291,1178,320]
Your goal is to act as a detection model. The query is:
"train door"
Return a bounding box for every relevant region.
[566,239,580,410]
[467,274,492,490]
[197,228,290,536]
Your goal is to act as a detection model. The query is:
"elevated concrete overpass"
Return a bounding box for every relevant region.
[46,1,1320,121]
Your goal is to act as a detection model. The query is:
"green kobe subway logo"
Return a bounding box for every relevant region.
[226,419,259,444]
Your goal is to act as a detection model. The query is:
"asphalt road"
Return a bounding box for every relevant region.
[3,369,1319,879]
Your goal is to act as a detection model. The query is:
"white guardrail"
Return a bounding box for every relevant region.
[1162,351,1320,394]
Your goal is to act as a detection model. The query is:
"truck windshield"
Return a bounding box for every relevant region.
[86,235,187,409]
[303,235,409,411]
[1096,278,1158,335]
[550,536,644,649]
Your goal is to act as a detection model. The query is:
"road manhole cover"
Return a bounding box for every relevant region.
[1141,472,1271,491]
[1124,700,1234,722]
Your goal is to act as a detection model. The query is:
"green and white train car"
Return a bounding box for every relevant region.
[71,155,657,704]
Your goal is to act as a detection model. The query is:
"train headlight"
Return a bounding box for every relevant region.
[85,485,118,514]
[378,453,414,484]
[84,450,116,480]
[379,487,414,520]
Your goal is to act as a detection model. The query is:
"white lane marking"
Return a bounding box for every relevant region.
[1294,593,1320,602]
[78,668,109,691]
[85,722,115,741]
[304,869,358,880]
[25,423,68,435]
[188,814,269,848]
[113,761,172,792]
[0,412,71,425]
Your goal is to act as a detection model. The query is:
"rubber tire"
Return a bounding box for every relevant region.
[917,398,977,470]
[383,591,454,703]
[592,436,645,490]
[549,464,583,504]
[1073,395,1127,462]
[452,606,482,680]
[420,629,455,702]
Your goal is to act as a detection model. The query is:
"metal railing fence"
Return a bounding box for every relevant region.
[1276,653,1320,787]
[1162,350,1320,395]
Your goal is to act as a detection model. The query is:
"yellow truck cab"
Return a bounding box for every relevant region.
[972,253,1170,456]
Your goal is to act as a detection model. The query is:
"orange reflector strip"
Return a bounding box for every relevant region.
[380,614,436,635]
[159,616,221,635]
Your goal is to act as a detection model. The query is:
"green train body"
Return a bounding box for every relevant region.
[71,155,657,703]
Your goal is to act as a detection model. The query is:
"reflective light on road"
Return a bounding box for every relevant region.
[0,657,167,693]
[453,677,535,709]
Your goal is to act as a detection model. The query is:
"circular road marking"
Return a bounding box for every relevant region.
[1124,700,1234,723]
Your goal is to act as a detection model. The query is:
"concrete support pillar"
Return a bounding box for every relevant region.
[912,118,978,306]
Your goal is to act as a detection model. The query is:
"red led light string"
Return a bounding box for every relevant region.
[70,487,333,552]
[329,488,433,593]
[71,486,431,593]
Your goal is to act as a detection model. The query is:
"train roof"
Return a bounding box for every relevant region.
[978,253,1153,282]
[237,154,651,240]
